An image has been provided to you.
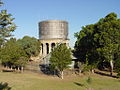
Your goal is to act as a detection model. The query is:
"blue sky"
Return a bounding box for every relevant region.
[1,0,120,48]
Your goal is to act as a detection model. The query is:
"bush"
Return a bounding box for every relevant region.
[86,76,92,84]
[0,82,11,90]
[117,72,120,78]
[115,59,120,77]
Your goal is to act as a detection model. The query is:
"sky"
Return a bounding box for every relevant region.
[1,0,120,48]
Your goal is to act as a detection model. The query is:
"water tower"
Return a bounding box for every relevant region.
[39,20,69,57]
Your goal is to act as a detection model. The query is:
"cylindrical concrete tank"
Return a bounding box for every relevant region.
[39,20,68,40]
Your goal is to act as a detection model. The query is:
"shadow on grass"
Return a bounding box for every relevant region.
[39,64,58,76]
[74,82,84,87]
[95,71,117,78]
[0,82,11,90]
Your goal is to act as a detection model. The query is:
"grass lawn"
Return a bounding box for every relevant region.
[0,71,120,90]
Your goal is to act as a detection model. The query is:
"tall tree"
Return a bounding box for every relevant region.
[94,13,120,75]
[50,44,72,79]
[0,0,3,6]
[0,1,16,47]
[74,13,120,75]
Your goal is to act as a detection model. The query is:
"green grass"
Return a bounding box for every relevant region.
[0,71,120,90]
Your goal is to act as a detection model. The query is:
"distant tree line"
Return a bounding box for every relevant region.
[74,12,120,77]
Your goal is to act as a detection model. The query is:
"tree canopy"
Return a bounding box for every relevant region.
[0,0,3,6]
[74,12,120,75]
[50,44,72,79]
[0,36,40,71]
[17,36,40,57]
[0,1,16,47]
[0,38,28,70]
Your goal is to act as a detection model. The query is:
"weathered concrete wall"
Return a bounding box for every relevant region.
[39,20,68,40]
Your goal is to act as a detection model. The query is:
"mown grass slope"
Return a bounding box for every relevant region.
[0,71,120,90]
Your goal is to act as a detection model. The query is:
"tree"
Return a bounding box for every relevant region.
[74,24,98,73]
[94,13,120,75]
[0,1,16,47]
[0,0,3,6]
[115,57,120,77]
[0,38,28,71]
[50,44,72,79]
[74,12,120,75]
[17,36,40,58]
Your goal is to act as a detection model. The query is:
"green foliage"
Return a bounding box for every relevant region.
[86,76,92,84]
[0,38,28,67]
[17,36,40,57]
[0,0,3,6]
[0,82,11,90]
[78,62,97,73]
[115,59,120,77]
[74,12,120,74]
[50,44,72,72]
[117,72,120,78]
[0,10,16,47]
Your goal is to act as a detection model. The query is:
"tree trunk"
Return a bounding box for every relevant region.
[10,66,12,70]
[53,70,56,76]
[110,60,113,76]
[78,62,80,73]
[21,66,24,72]
[91,69,94,73]
[79,69,81,73]
[60,71,64,79]
[18,67,20,71]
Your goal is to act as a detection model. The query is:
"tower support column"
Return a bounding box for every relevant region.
[40,44,43,55]
[43,43,47,57]
[49,43,51,53]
